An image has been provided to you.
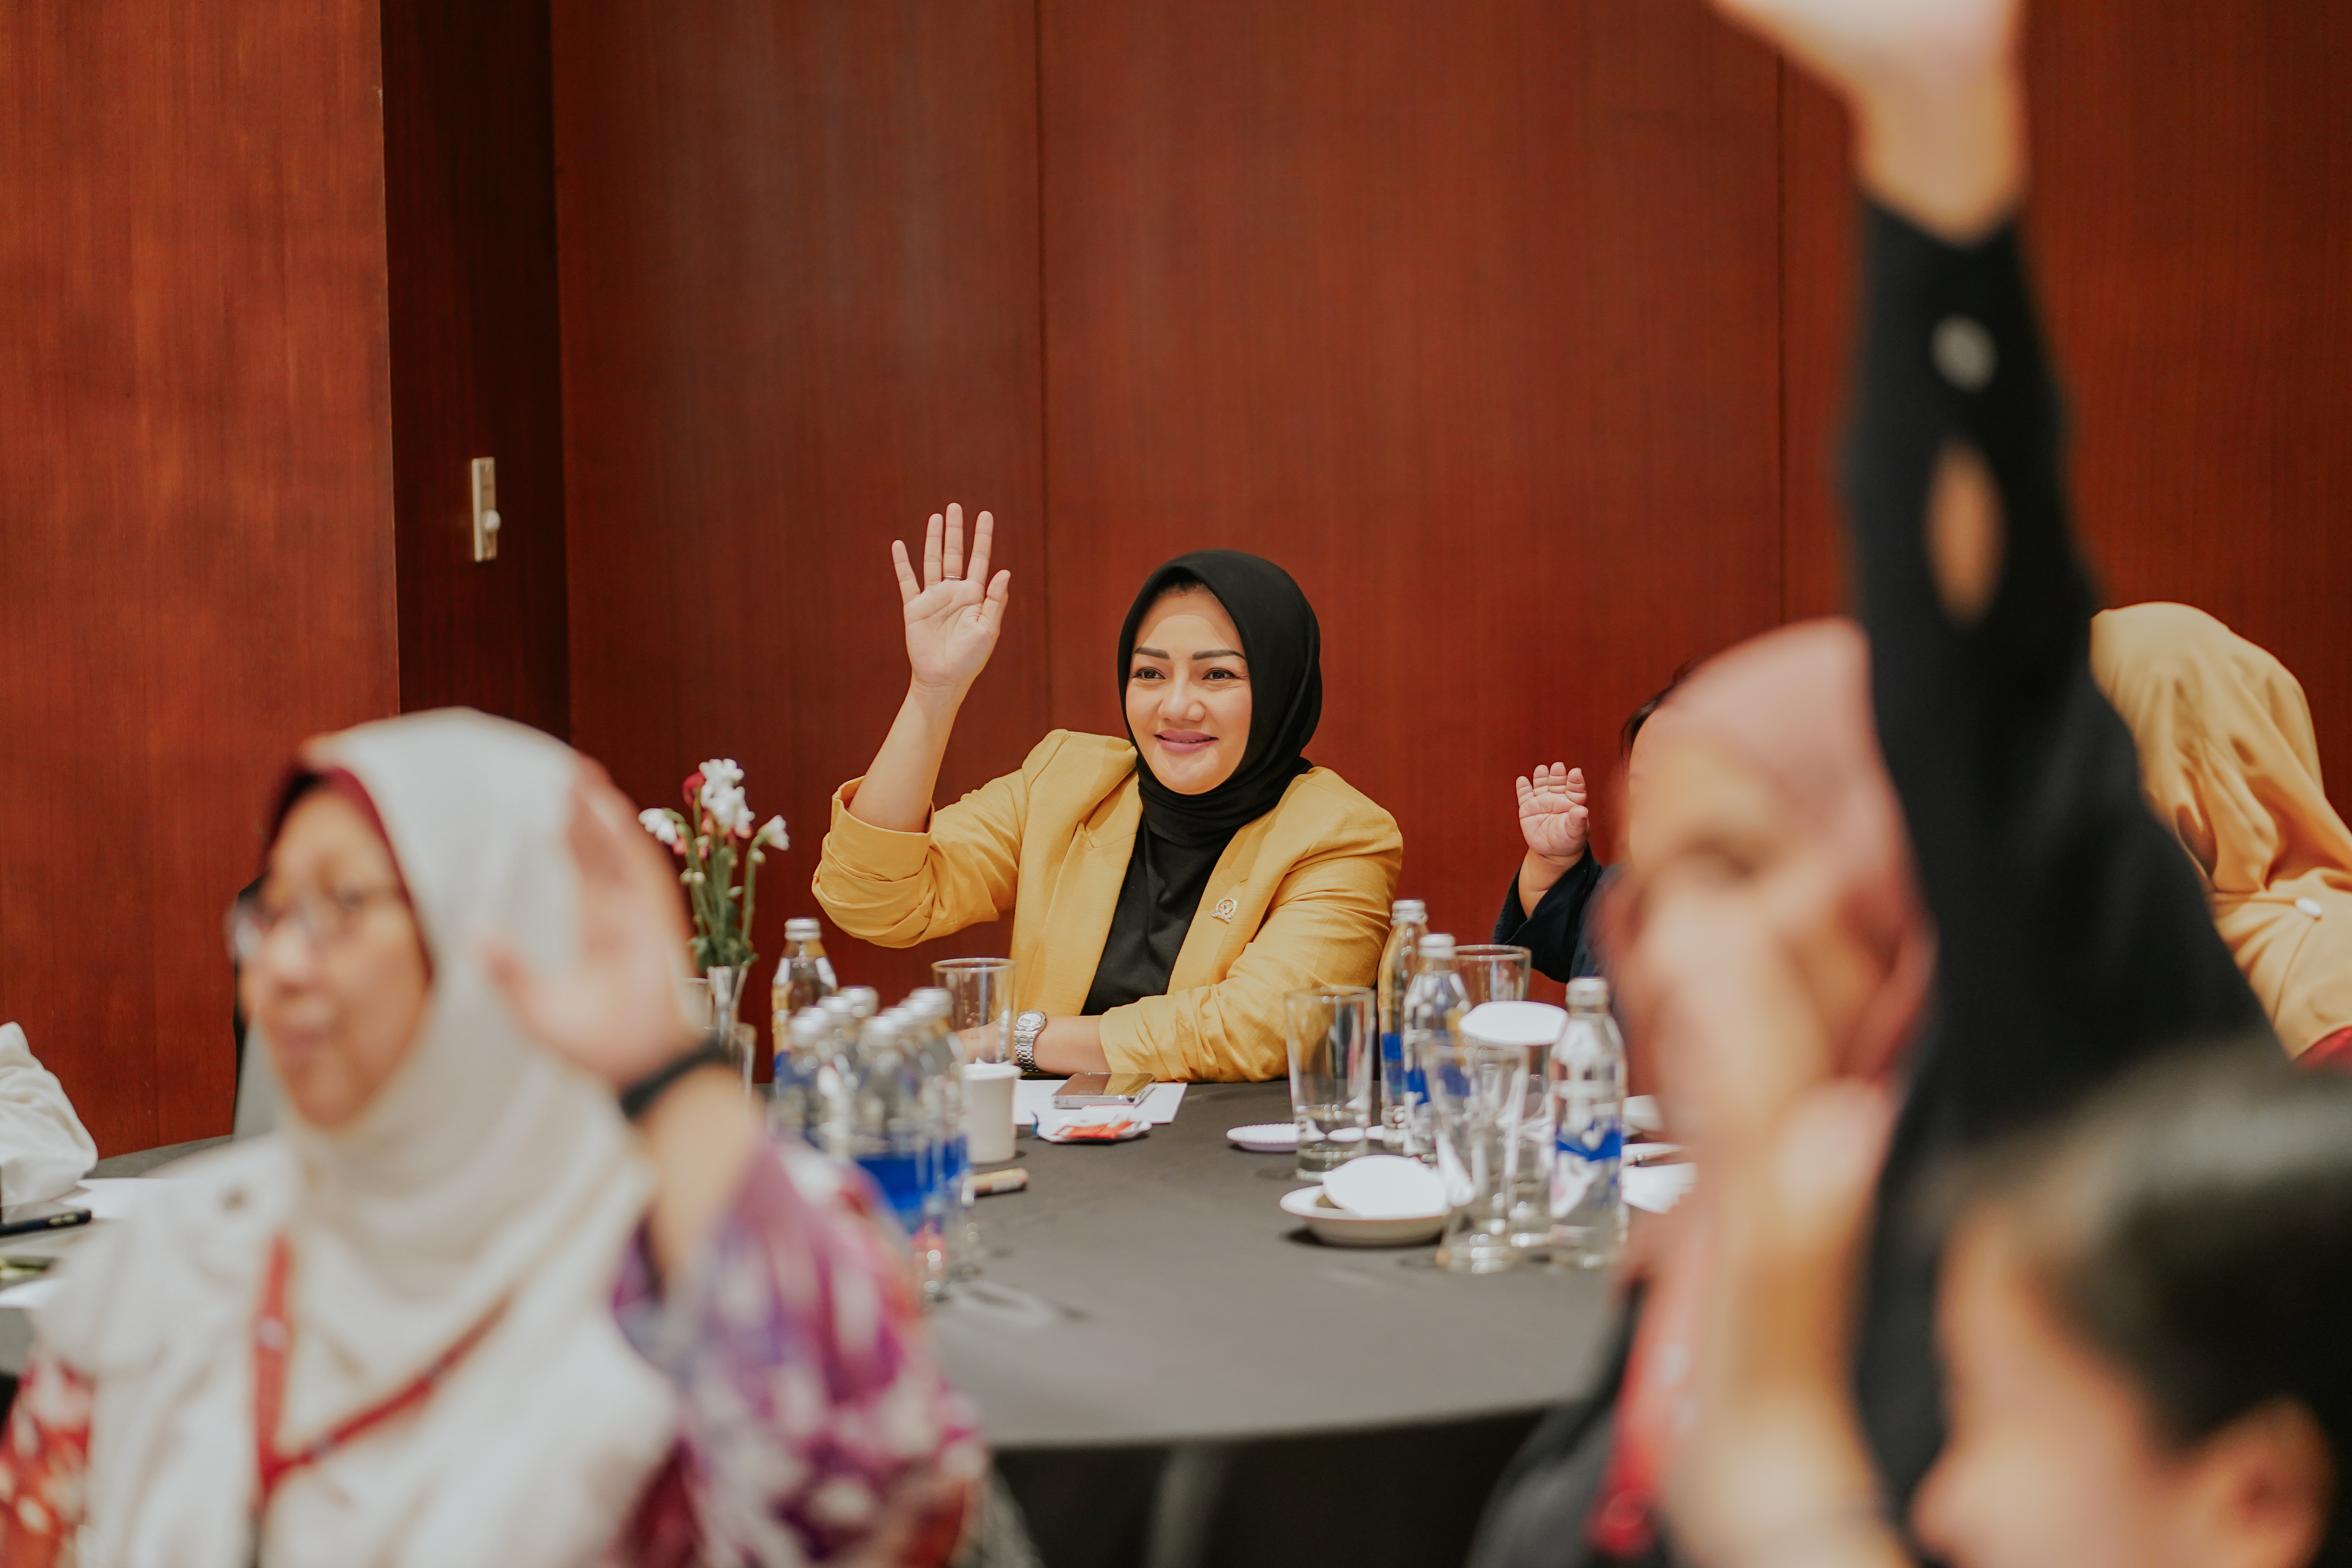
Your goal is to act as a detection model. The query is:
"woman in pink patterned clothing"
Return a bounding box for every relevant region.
[0,710,984,1568]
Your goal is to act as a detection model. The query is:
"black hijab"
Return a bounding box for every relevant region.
[1080,551,1323,1014]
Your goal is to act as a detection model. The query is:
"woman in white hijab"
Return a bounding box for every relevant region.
[0,710,981,1567]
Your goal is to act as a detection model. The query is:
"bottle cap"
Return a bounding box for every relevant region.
[842,987,880,1019]
[908,987,951,1016]
[786,917,822,940]
[788,1010,829,1044]
[1417,934,1455,958]
[1392,899,1427,919]
[1567,977,1611,1010]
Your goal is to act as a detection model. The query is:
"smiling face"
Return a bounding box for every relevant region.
[1125,586,1253,795]
[240,787,432,1129]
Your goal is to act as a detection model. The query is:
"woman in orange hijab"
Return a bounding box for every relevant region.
[2091,603,2352,1063]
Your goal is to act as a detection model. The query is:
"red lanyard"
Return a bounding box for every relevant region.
[250,1234,504,1509]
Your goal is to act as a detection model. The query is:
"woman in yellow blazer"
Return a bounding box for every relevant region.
[814,506,1401,1081]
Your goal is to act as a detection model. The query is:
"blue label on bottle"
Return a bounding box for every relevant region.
[1381,1031,1403,1071]
[857,1153,927,1234]
[1557,1124,1624,1163]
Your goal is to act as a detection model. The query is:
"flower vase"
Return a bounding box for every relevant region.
[707,963,755,1094]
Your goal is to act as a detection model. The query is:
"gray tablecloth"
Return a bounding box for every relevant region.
[935,1080,1613,1450]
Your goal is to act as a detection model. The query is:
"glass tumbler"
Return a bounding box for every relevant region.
[1452,947,1544,1238]
[1286,987,1375,1175]
[1452,944,1531,1007]
[932,958,1016,1064]
[1421,1033,1528,1273]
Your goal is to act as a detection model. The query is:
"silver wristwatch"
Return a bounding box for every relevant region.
[1013,1009,1049,1076]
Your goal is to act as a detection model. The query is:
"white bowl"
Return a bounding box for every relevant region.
[1280,1185,1448,1247]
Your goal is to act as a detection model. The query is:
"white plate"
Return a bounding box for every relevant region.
[1280,1186,1448,1247]
[1322,1155,1449,1219]
[1226,1122,1298,1153]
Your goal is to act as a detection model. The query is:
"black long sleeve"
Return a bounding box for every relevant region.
[1492,855,1608,983]
[1844,203,2272,1508]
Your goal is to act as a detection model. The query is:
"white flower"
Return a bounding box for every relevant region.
[697,760,753,838]
[637,808,681,849]
[755,815,789,849]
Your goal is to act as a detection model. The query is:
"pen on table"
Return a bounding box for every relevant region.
[0,1209,93,1240]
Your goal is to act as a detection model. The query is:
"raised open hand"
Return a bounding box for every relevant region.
[1515,763,1591,866]
[893,503,1013,701]
[1711,0,2024,241]
[484,763,699,1088]
[1711,0,2018,102]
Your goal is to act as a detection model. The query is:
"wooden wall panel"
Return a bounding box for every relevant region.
[0,2,400,1152]
[1037,0,1790,952]
[553,0,1049,1054]
[1782,4,2352,788]
[383,0,572,733]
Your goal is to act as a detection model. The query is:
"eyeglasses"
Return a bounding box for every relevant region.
[226,885,409,966]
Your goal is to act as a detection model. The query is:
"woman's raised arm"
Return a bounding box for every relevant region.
[846,504,1014,833]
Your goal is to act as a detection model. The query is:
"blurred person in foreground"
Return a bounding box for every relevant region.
[0,711,989,1567]
[1472,619,1938,1568]
[2091,602,2352,1065]
[0,1025,96,1207]
[814,510,1399,1082]
[1668,996,2345,1568]
[1618,0,2305,1559]
[1477,0,2283,1556]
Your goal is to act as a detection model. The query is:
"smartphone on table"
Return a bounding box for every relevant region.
[1051,1072,1156,1108]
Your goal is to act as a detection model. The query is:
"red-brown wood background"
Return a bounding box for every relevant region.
[6,0,2348,1150]
[553,0,2352,1065]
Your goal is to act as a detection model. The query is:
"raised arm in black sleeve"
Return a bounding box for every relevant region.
[1844,202,2269,1131]
[1493,855,1608,983]
[1842,203,2272,1514]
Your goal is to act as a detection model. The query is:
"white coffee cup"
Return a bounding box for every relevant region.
[964,1061,1020,1165]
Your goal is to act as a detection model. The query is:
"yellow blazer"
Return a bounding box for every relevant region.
[812,731,1403,1081]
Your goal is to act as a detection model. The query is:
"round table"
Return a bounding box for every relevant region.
[935,1079,1613,1450]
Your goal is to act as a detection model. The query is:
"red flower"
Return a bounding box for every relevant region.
[681,771,704,808]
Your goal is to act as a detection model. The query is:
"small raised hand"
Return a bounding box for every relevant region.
[1515,763,1591,867]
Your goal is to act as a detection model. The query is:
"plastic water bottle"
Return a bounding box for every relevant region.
[1399,933,1465,1163]
[1548,976,1626,1269]
[769,1007,832,1144]
[882,1006,952,1301]
[814,994,866,1156]
[909,988,978,1280]
[769,918,838,1073]
[1377,899,1429,1148]
[845,1015,933,1265]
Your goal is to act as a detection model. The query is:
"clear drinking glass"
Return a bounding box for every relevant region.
[1452,944,1531,1006]
[931,958,1016,1064]
[1286,987,1375,1175]
[1450,947,1543,1241]
[1421,1033,1528,1273]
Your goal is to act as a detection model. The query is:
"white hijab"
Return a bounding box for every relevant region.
[40,710,677,1568]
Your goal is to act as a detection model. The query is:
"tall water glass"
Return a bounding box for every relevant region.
[1421,1034,1527,1273]
[1452,947,1544,1237]
[932,958,1016,1064]
[1285,987,1375,1175]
